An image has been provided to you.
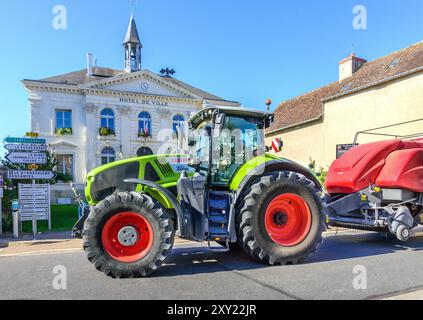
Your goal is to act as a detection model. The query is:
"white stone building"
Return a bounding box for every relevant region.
[22,15,239,202]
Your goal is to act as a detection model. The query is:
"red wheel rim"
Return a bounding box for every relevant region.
[264,193,312,247]
[101,212,153,263]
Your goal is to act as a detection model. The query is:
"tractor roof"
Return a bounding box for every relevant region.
[189,106,274,128]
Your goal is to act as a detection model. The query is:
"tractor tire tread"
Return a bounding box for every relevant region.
[82,192,174,278]
[237,171,325,266]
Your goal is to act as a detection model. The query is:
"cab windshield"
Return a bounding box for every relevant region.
[211,115,265,185]
[190,114,265,186]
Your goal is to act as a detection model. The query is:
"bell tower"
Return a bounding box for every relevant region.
[123,14,142,73]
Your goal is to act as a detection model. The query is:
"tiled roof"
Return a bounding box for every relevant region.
[25,68,236,103]
[269,41,423,133]
[36,68,126,85]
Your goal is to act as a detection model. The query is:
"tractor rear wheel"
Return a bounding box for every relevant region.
[237,171,325,265]
[83,192,174,278]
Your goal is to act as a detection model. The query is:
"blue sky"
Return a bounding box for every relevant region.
[0,0,422,154]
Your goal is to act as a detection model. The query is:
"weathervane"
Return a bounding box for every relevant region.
[160,68,176,77]
[130,0,136,15]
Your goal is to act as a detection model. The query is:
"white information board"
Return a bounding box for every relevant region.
[18,184,51,227]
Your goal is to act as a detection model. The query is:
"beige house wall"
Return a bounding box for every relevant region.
[266,71,423,170]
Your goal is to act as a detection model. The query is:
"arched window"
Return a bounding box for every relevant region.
[138,112,152,137]
[172,114,185,136]
[101,108,115,131]
[101,147,116,165]
[137,147,154,157]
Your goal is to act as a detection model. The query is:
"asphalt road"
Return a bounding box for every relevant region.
[1,230,423,300]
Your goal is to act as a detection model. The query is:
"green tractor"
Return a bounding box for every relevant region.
[73,107,325,278]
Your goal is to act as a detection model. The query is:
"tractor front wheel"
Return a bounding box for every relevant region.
[83,192,174,278]
[238,171,325,265]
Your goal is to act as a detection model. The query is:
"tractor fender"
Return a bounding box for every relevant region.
[124,178,185,236]
[234,159,323,205]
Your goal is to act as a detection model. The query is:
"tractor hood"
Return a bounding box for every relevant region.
[84,155,190,205]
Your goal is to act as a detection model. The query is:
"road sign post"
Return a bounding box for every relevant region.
[32,213,37,238]
[12,199,19,239]
[4,136,52,235]
[0,199,2,237]
[0,176,3,237]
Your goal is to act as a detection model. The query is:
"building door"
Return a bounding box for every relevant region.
[137,147,154,157]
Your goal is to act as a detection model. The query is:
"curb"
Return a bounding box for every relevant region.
[0,229,392,249]
[0,236,192,250]
[0,238,74,249]
[0,248,84,258]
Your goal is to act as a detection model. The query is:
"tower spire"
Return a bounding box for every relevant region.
[123,9,142,72]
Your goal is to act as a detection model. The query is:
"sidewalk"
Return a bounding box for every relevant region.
[1,228,421,258]
[0,231,81,257]
[0,231,193,257]
[0,231,73,247]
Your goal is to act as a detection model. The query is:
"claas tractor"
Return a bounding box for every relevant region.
[73,107,326,278]
[325,125,423,242]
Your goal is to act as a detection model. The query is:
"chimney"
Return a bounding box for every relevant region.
[87,53,94,76]
[339,54,366,82]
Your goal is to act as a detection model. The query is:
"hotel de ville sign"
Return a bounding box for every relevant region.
[119,97,169,107]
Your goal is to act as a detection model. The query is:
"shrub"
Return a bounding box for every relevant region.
[99,127,115,136]
[55,127,73,136]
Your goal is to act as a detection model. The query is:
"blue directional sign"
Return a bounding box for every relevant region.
[5,144,47,152]
[4,137,46,145]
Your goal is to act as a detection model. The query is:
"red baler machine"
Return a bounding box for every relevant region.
[325,121,423,241]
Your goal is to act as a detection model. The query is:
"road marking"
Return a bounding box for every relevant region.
[0,248,83,258]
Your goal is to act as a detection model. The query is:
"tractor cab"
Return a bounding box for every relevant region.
[175,107,275,243]
[187,106,274,189]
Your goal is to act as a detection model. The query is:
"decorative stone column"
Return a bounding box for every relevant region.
[117,106,132,159]
[84,103,99,171]
[28,98,42,134]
